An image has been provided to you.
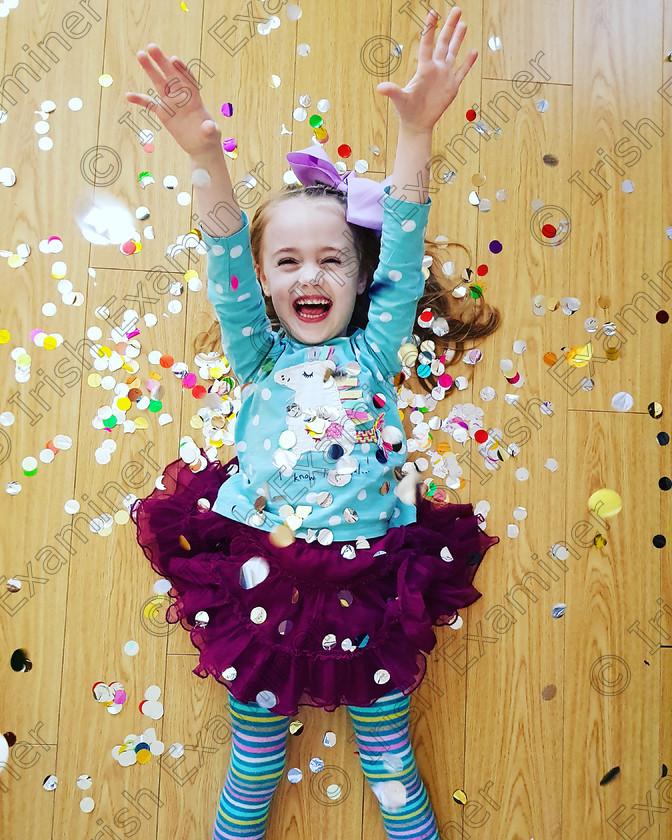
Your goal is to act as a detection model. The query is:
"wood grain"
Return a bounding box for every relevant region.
[0,1,669,839]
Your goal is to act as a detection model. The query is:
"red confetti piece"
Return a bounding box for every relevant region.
[476,264,488,276]
[466,109,477,121]
[337,144,352,158]
[541,223,557,238]
[474,430,489,443]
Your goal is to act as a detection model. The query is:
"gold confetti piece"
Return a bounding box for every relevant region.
[452,789,467,805]
[593,533,607,549]
[289,720,304,736]
[648,401,663,419]
[269,523,295,548]
[179,535,191,551]
[565,343,593,368]
[588,488,622,518]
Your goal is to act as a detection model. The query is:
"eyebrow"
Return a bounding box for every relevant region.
[271,246,346,258]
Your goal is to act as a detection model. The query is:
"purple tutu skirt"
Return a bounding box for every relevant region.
[130,452,499,717]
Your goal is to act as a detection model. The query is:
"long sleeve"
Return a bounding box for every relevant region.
[201,212,277,384]
[359,185,432,381]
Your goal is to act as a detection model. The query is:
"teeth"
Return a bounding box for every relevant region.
[294,297,332,320]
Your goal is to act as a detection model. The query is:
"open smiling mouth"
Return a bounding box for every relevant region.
[292,296,333,322]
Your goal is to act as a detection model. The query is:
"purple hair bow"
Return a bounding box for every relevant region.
[286,145,392,234]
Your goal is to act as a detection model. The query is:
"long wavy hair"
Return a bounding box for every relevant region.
[194,183,501,393]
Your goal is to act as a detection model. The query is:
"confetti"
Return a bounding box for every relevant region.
[600,766,620,786]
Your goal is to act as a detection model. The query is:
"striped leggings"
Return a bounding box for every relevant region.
[212,689,440,840]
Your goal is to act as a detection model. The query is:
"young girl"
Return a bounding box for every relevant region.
[126,8,500,840]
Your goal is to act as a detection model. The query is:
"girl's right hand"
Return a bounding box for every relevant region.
[125,44,222,158]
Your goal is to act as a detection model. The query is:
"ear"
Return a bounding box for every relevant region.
[256,264,270,297]
[356,266,368,295]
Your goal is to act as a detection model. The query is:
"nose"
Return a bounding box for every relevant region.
[296,272,325,296]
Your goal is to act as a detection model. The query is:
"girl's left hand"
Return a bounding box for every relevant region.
[376,7,478,134]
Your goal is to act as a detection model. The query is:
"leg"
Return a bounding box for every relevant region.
[347,689,440,840]
[212,693,290,840]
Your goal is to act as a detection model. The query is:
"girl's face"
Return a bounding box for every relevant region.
[256,197,368,345]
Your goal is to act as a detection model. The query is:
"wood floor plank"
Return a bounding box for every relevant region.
[0,2,669,839]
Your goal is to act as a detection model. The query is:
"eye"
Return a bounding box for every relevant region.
[302,371,314,378]
[277,257,341,265]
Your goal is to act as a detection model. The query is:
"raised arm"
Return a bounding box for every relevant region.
[376,7,478,205]
[126,45,273,381]
[125,44,243,237]
[358,8,478,376]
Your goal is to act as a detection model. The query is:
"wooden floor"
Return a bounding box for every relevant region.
[1,1,670,838]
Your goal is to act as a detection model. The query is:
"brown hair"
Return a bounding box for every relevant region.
[194,183,501,393]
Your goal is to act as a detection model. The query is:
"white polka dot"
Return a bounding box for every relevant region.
[230,245,243,259]
[393,508,400,518]
[261,388,272,400]
[379,511,387,520]
[401,220,416,232]
[253,414,260,426]
[371,342,380,353]
[357,489,367,500]
[236,441,247,452]
[380,312,392,322]
[215,283,224,294]
[388,270,402,282]
[242,327,253,337]
[264,439,271,450]
[212,245,225,256]
[238,293,251,302]
[328,515,342,526]
[376,371,382,381]
[361,443,370,454]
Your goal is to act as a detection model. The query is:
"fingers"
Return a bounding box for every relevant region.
[455,49,478,84]
[145,43,175,78]
[417,9,439,65]
[171,56,199,87]
[134,47,167,93]
[124,91,160,114]
[444,22,467,64]
[434,7,461,59]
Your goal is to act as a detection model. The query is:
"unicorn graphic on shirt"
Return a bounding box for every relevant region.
[273,357,357,459]
[271,346,389,475]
